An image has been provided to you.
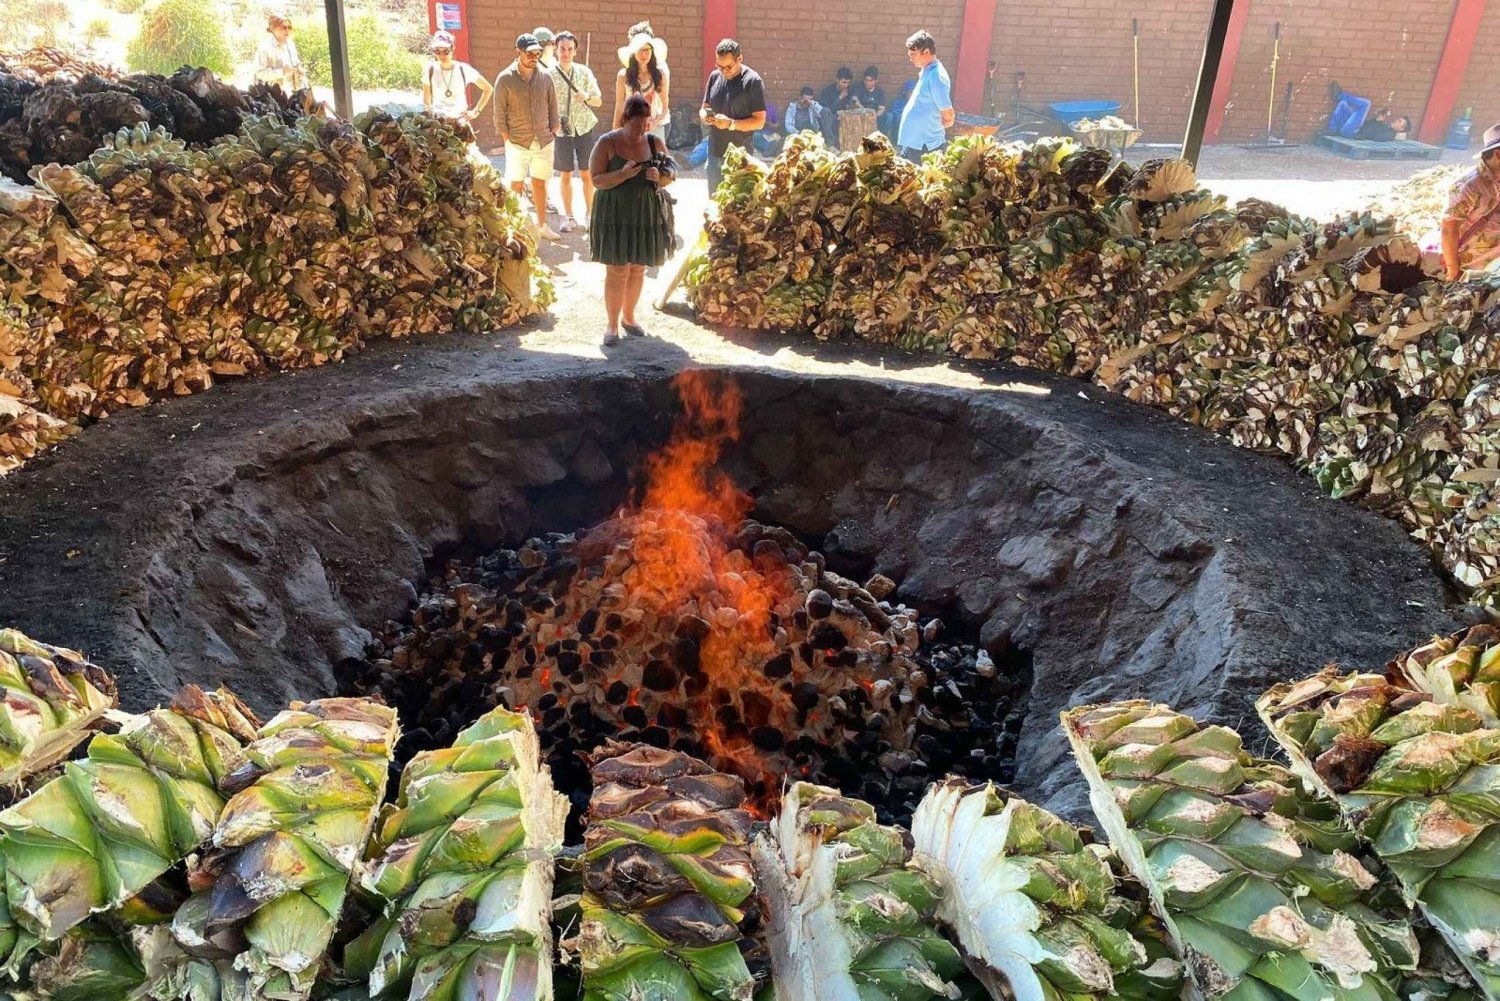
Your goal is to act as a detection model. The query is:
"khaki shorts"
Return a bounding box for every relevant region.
[504,141,554,183]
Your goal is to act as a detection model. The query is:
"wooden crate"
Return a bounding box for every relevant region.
[1314,135,1445,160]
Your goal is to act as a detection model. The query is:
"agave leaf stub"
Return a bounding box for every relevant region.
[754,781,976,1001]
[167,698,398,1001]
[909,777,1182,1001]
[0,686,259,963]
[1259,672,1500,999]
[575,743,758,1001]
[344,707,566,1001]
[1064,700,1436,1001]
[0,629,117,791]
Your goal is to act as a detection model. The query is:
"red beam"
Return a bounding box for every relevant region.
[703,0,738,85]
[1203,0,1252,142]
[1419,0,1486,144]
[953,0,997,114]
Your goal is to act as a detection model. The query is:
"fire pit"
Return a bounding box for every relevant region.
[341,373,1029,824]
[0,337,1463,817]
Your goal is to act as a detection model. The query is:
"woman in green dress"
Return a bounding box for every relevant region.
[589,93,677,346]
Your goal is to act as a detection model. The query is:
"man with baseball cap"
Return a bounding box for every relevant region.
[1441,123,1500,280]
[495,32,562,240]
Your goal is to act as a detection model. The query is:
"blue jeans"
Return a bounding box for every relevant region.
[899,142,946,163]
[1329,93,1371,137]
[708,155,725,194]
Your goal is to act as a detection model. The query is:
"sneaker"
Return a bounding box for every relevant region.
[558,216,576,234]
[539,225,562,241]
[547,197,562,214]
[579,216,590,232]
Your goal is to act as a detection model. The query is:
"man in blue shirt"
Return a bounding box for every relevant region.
[896,30,954,162]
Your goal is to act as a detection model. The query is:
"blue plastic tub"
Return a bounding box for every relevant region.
[1047,100,1121,125]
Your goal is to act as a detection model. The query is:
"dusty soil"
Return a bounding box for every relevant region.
[0,279,1463,815]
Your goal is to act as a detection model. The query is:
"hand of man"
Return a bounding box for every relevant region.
[714,113,734,130]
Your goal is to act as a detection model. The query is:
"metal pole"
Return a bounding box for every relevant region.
[1181,0,1237,167]
[324,0,354,118]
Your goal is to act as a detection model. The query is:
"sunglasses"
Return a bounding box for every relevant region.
[433,47,452,54]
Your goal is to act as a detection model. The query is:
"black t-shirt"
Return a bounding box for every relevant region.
[819,84,858,113]
[853,84,886,112]
[702,66,767,158]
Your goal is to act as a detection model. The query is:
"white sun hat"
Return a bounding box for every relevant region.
[618,29,667,69]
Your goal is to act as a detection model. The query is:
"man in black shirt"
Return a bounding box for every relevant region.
[819,66,858,115]
[700,38,767,191]
[854,65,887,117]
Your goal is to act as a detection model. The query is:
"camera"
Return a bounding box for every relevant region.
[642,150,675,175]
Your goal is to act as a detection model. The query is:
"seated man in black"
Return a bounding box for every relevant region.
[853,65,886,117]
[819,66,859,115]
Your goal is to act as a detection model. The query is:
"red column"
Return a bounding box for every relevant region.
[703,0,739,84]
[1203,0,1252,142]
[953,0,997,113]
[1419,0,1486,144]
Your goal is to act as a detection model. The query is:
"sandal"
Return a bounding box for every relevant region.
[622,322,647,337]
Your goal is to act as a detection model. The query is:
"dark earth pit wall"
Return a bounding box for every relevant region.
[0,334,1464,818]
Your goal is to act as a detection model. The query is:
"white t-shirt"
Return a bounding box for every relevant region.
[254,36,303,90]
[426,60,481,117]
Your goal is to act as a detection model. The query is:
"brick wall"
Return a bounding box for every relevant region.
[734,0,967,118]
[1212,0,1448,143]
[986,0,1211,141]
[1454,4,1500,148]
[465,0,703,147]
[462,0,1495,149]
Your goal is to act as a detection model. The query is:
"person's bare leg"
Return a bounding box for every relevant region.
[530,177,548,228]
[580,171,595,222]
[604,265,626,337]
[559,170,575,221]
[622,265,647,328]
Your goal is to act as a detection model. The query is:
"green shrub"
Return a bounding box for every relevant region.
[109,0,148,14]
[299,12,424,90]
[125,0,233,76]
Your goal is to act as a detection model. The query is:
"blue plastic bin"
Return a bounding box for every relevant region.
[1047,100,1122,125]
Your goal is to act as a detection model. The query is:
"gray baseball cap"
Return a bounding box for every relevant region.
[532,27,555,45]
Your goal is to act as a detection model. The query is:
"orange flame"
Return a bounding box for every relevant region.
[618,371,795,803]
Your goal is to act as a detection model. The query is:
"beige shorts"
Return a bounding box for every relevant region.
[504,141,554,182]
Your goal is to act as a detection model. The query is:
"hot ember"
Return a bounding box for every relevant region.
[342,373,1028,820]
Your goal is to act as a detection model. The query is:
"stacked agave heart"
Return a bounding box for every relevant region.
[9,617,1500,999]
[0,103,550,476]
[686,134,1500,611]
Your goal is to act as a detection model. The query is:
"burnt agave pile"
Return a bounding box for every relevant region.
[686,134,1500,608]
[341,516,1029,826]
[0,48,315,184]
[0,110,551,475]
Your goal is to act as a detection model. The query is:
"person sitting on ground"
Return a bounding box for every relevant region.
[819,66,858,114]
[1438,123,1500,280]
[254,12,305,93]
[784,86,829,138]
[853,65,886,116]
[589,93,677,347]
[422,30,492,125]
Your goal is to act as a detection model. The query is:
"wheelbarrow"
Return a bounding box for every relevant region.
[952,111,1005,138]
[1046,100,1142,152]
